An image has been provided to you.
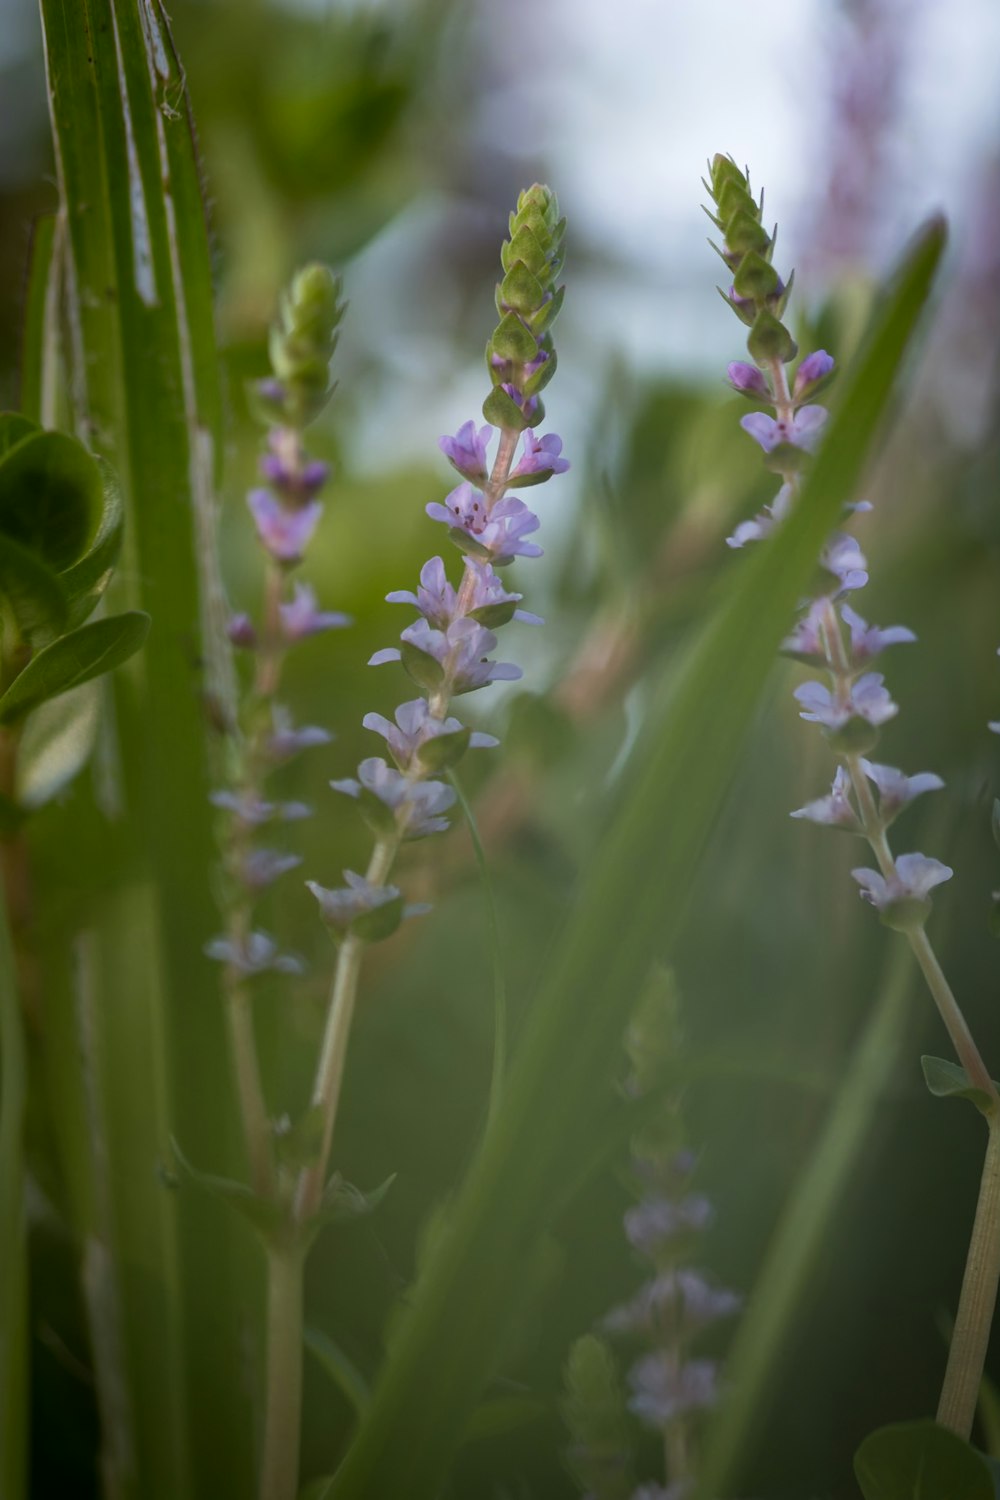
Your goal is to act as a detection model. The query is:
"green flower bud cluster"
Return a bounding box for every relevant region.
[561,1335,633,1500]
[253,263,346,430]
[484,183,566,433]
[705,153,797,366]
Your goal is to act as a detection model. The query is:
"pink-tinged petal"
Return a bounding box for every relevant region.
[369,647,401,666]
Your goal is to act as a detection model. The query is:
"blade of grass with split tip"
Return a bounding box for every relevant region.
[37,4,251,1496]
[695,943,914,1499]
[0,889,28,1500]
[329,217,947,1500]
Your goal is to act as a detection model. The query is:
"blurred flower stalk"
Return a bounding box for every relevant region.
[709,152,1000,1442]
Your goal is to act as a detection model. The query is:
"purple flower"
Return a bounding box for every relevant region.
[266,707,332,762]
[373,618,522,695]
[204,930,304,976]
[605,1269,741,1337]
[726,483,793,548]
[793,349,835,396]
[260,449,330,500]
[740,404,828,454]
[307,870,410,942]
[627,1354,718,1429]
[247,489,323,563]
[210,790,313,826]
[438,420,493,482]
[240,848,303,891]
[331,757,456,838]
[510,430,570,480]
[500,382,539,421]
[462,560,543,626]
[362,699,497,770]
[781,598,831,662]
[821,533,868,593]
[624,1195,714,1258]
[386,556,459,628]
[279,581,351,640]
[852,853,953,915]
[727,361,770,398]
[794,673,898,732]
[860,761,944,822]
[426,485,543,564]
[791,765,860,830]
[227,613,258,649]
[840,604,916,662]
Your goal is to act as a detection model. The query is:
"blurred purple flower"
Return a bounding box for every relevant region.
[439,420,492,482]
[793,350,835,396]
[727,361,770,398]
[363,699,497,769]
[627,1354,719,1429]
[740,404,828,453]
[860,761,944,821]
[791,765,860,829]
[624,1195,714,1258]
[852,853,953,911]
[279,581,351,641]
[204,930,304,976]
[794,673,898,732]
[247,490,322,563]
[841,604,916,662]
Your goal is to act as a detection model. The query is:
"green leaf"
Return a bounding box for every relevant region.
[922,1055,997,1114]
[0,429,103,573]
[60,458,124,626]
[15,680,101,809]
[461,1394,546,1443]
[855,1419,994,1499]
[0,415,39,459]
[0,612,149,724]
[328,219,947,1500]
[0,535,68,644]
[304,1327,372,1416]
[170,1138,285,1239]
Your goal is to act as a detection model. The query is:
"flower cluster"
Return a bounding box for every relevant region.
[311,186,568,943]
[707,155,950,933]
[563,975,739,1500]
[206,265,350,978]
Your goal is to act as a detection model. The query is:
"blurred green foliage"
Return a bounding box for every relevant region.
[3,4,1000,1499]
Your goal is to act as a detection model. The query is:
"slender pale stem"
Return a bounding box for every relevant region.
[258,1244,305,1500]
[937,1116,1000,1437]
[293,835,399,1224]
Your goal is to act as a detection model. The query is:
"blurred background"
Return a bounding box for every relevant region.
[3,0,1000,1495]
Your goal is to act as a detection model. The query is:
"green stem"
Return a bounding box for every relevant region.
[0,876,27,1500]
[259,1245,305,1500]
[448,769,507,1134]
[937,1116,1000,1438]
[294,836,398,1225]
[224,986,274,1198]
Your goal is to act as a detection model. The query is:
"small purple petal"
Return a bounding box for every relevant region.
[794,349,835,396]
[279,581,351,641]
[727,361,770,398]
[247,490,323,564]
[791,765,859,829]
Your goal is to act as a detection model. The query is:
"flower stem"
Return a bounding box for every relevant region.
[224,985,275,1198]
[294,835,399,1224]
[259,1243,305,1500]
[937,1115,1000,1437]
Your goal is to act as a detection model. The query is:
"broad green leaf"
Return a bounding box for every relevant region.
[328,219,946,1500]
[0,415,39,458]
[922,1055,997,1113]
[0,429,102,573]
[0,535,69,644]
[461,1395,546,1443]
[304,1327,372,1417]
[855,1419,993,1499]
[0,612,149,724]
[0,890,28,1500]
[60,458,124,626]
[15,680,101,809]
